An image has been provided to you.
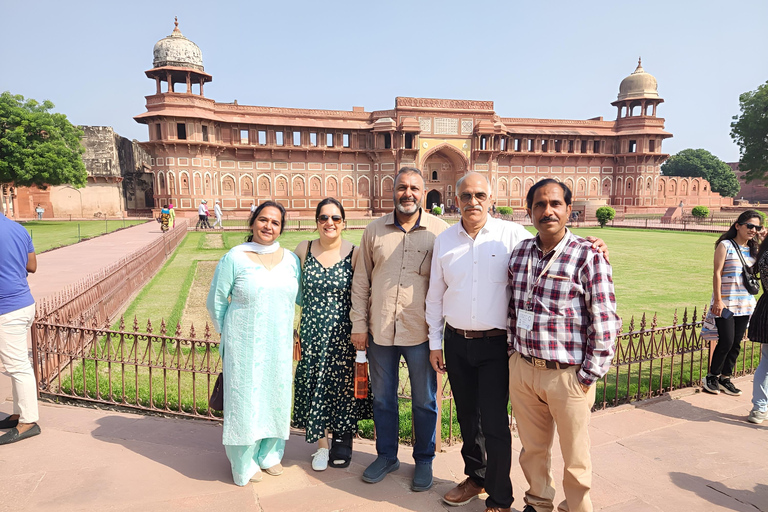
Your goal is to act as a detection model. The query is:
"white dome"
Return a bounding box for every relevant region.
[152,18,204,71]
[617,58,659,101]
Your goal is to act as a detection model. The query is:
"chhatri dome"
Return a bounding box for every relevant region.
[152,17,204,71]
[617,58,659,101]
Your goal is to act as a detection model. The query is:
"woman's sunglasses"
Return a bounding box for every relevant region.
[740,222,761,230]
[317,214,343,223]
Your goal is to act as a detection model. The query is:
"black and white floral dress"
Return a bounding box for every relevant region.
[292,242,373,443]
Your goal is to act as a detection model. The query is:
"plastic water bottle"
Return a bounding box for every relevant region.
[354,350,368,399]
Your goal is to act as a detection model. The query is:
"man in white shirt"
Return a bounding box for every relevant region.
[213,200,223,229]
[426,172,530,512]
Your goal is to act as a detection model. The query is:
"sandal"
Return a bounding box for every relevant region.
[328,432,353,468]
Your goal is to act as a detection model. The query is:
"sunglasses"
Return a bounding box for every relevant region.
[741,222,761,230]
[317,214,343,223]
[458,192,488,203]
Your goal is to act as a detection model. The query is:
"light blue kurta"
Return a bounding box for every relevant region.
[206,244,301,446]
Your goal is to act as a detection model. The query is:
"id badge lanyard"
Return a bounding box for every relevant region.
[524,238,567,312]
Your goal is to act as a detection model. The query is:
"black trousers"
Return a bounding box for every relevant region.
[711,314,750,376]
[444,326,513,509]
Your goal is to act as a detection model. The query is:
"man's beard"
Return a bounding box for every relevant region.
[395,199,419,215]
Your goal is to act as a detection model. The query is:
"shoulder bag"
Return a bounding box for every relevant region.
[730,240,760,295]
[209,372,223,411]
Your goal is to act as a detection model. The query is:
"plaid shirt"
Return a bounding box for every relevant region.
[507,229,621,385]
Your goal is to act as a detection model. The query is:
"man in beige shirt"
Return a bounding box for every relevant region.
[351,167,448,491]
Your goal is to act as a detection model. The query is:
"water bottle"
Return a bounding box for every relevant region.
[354,350,368,399]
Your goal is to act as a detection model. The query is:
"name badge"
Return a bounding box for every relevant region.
[518,310,534,331]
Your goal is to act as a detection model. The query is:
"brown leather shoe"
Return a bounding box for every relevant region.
[443,477,484,506]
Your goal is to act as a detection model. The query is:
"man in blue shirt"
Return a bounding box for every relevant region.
[0,212,41,444]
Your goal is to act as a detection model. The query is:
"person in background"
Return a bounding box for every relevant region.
[206,201,301,485]
[0,211,41,445]
[160,204,171,232]
[35,204,44,220]
[702,210,762,396]
[747,232,768,423]
[213,200,223,229]
[197,200,208,229]
[168,204,176,228]
[292,197,372,471]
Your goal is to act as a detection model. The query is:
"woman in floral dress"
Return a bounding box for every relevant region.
[292,197,373,471]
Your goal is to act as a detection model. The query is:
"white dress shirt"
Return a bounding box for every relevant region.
[426,216,532,350]
[215,204,222,217]
[198,203,206,215]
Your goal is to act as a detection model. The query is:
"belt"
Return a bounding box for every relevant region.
[520,353,577,370]
[446,324,507,339]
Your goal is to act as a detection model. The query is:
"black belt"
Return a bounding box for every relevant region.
[446,324,507,339]
[520,353,577,370]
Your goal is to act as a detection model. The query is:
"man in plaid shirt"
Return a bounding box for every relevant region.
[507,179,620,512]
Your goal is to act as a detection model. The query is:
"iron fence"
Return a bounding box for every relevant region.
[34,299,761,448]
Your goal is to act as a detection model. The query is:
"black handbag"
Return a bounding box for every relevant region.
[730,240,760,295]
[209,373,224,411]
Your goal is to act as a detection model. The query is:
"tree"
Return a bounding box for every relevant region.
[731,81,768,183]
[595,206,615,228]
[660,148,740,197]
[0,91,87,189]
[691,206,709,219]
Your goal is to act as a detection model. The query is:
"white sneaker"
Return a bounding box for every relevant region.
[312,448,329,471]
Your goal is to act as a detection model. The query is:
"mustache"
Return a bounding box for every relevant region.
[539,216,558,222]
[463,205,483,212]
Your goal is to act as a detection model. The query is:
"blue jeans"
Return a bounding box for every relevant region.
[367,339,437,464]
[752,344,768,412]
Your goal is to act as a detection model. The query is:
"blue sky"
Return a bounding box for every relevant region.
[2,0,766,163]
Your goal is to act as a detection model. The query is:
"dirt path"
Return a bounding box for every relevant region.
[180,260,220,341]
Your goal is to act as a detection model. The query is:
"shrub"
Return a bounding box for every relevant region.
[431,206,442,215]
[595,206,616,228]
[691,206,709,219]
[496,206,513,215]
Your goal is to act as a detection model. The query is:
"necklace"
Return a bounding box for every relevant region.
[255,250,277,270]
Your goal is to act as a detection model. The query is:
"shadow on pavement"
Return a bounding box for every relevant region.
[670,472,767,512]
[90,414,233,484]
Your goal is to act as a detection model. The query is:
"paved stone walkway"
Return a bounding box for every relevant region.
[2,221,767,511]
[1,385,766,511]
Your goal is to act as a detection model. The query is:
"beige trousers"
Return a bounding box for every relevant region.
[509,352,596,512]
[0,304,38,423]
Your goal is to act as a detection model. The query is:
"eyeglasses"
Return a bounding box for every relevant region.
[317,214,343,223]
[741,222,761,230]
[459,192,488,203]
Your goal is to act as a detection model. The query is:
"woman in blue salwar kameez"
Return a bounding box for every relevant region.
[207,201,301,486]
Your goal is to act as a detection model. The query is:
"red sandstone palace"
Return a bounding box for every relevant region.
[0,20,732,219]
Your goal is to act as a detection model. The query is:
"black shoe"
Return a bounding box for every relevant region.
[362,456,399,483]
[329,432,353,468]
[718,377,742,396]
[702,375,720,394]
[0,415,19,429]
[0,424,41,445]
[412,462,433,492]
[522,506,537,512]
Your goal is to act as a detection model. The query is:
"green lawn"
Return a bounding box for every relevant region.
[20,219,148,253]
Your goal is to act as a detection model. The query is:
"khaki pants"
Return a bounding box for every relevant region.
[509,352,596,512]
[0,304,38,424]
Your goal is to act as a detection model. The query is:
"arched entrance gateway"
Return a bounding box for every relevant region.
[426,190,441,210]
[421,144,469,212]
